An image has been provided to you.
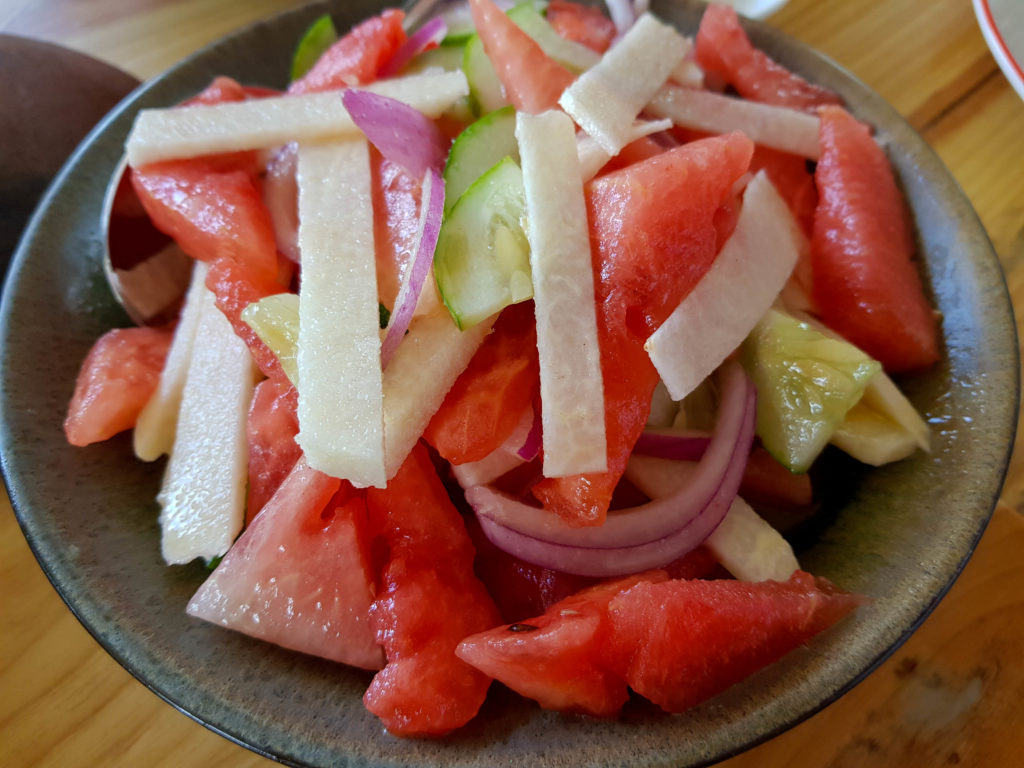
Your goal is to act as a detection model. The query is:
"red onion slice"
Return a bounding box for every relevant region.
[516,406,543,461]
[632,429,710,461]
[379,17,447,78]
[471,364,756,576]
[467,361,754,550]
[341,89,448,179]
[381,167,445,366]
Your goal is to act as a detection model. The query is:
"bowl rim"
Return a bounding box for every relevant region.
[1,1,1019,766]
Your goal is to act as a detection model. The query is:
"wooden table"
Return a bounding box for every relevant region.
[2,1,1022,766]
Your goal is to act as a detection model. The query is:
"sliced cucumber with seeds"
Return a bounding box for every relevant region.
[434,157,531,330]
[740,308,880,473]
[444,106,518,215]
[464,33,508,116]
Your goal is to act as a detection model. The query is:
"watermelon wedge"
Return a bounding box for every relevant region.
[458,570,864,716]
[811,106,939,373]
[695,3,841,112]
[64,327,173,447]
[364,443,500,736]
[187,459,383,670]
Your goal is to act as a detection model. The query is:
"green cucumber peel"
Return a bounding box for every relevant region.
[290,15,339,82]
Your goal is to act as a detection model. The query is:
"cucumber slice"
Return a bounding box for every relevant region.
[507,2,599,73]
[434,157,531,329]
[740,308,880,473]
[290,15,338,82]
[464,33,508,116]
[404,44,466,74]
[444,106,518,215]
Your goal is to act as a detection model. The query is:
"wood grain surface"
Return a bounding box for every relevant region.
[1,0,1022,766]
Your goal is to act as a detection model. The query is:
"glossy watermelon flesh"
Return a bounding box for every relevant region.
[468,0,576,114]
[811,106,939,373]
[364,443,500,736]
[609,572,866,712]
[245,374,301,524]
[186,459,383,670]
[423,301,539,464]
[64,327,173,447]
[547,0,617,54]
[458,571,864,717]
[531,133,754,526]
[457,572,668,717]
[371,147,422,314]
[288,9,406,94]
[695,3,841,112]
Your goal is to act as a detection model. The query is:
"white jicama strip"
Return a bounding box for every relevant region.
[295,138,386,488]
[625,458,798,582]
[134,261,208,461]
[382,308,492,479]
[559,14,690,155]
[669,56,704,89]
[126,70,469,166]
[517,110,607,477]
[575,118,672,181]
[158,281,255,565]
[647,84,821,159]
[707,496,799,582]
[646,172,801,401]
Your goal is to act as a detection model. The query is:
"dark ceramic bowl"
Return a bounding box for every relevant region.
[1,1,1018,766]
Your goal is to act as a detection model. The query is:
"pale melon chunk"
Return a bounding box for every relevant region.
[126,70,469,166]
[791,311,931,461]
[382,308,492,479]
[646,172,801,401]
[295,138,386,488]
[158,280,255,565]
[647,84,821,159]
[559,13,689,155]
[516,110,606,477]
[134,260,207,462]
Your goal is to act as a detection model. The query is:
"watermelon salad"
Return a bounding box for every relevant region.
[64,0,940,738]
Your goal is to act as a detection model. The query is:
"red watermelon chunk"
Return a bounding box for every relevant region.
[371,147,422,313]
[457,572,668,717]
[458,571,864,717]
[608,572,866,712]
[186,459,383,670]
[811,106,939,373]
[131,160,279,284]
[532,133,754,526]
[288,9,406,94]
[695,4,841,113]
[245,374,300,524]
[547,0,617,54]
[424,301,539,464]
[64,327,173,447]
[468,0,576,114]
[364,443,500,736]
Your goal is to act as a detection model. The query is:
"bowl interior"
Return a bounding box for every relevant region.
[0,1,1017,767]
